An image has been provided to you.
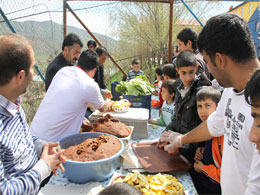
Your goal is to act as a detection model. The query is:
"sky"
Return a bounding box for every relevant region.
[0,0,116,35]
[0,0,243,36]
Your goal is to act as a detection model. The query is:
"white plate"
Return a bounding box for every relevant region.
[112,105,129,113]
[112,99,130,113]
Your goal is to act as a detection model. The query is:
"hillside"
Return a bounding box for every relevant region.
[0,20,118,57]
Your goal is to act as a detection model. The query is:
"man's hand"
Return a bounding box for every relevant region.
[157,130,172,148]
[99,101,113,113]
[168,131,183,145]
[41,143,66,176]
[157,140,168,149]
[106,101,113,112]
[163,131,183,153]
[163,131,182,148]
[102,90,112,99]
[165,146,180,155]
[47,143,66,176]
[194,161,204,173]
[194,147,204,162]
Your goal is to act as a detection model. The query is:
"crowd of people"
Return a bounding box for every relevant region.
[157,13,260,195]
[0,12,260,195]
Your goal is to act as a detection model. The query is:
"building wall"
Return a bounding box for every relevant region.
[229,2,259,21]
[230,2,260,56]
[248,7,260,56]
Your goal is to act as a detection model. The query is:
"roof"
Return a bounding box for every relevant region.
[228,2,247,12]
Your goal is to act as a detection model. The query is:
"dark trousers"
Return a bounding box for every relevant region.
[85,108,93,119]
[189,168,221,195]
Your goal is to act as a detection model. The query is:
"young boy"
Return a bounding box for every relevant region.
[126,59,144,81]
[193,86,223,194]
[153,66,163,96]
[160,50,210,163]
[158,64,178,107]
[245,69,260,154]
[149,80,175,126]
[175,28,210,80]
[87,40,97,50]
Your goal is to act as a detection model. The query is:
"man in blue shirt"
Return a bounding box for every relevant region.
[0,34,65,194]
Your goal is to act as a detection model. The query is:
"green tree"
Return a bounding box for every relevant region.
[109,1,204,80]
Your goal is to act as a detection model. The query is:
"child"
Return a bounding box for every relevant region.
[158,64,178,107]
[149,80,175,126]
[245,69,260,154]
[162,63,177,81]
[153,66,163,95]
[193,86,223,194]
[160,50,211,163]
[122,65,132,81]
[126,59,144,81]
[175,28,210,80]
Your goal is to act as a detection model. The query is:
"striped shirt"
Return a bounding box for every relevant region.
[0,95,51,195]
[126,70,144,81]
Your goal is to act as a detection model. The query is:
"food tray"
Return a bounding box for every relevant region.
[132,142,192,173]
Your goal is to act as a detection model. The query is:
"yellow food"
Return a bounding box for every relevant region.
[114,171,184,195]
[111,99,131,112]
[112,99,131,107]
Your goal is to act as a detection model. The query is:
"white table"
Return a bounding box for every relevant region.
[41,107,198,195]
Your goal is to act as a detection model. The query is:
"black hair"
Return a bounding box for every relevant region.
[87,40,97,48]
[196,86,221,105]
[245,69,260,107]
[198,13,256,65]
[162,80,176,101]
[175,45,179,53]
[132,59,140,65]
[62,33,83,51]
[177,28,198,51]
[162,64,177,79]
[96,46,108,56]
[155,66,163,76]
[176,50,197,68]
[98,182,141,195]
[0,34,32,86]
[78,50,99,72]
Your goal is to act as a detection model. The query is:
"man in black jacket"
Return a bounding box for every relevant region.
[94,46,112,98]
[162,50,210,163]
[45,33,83,90]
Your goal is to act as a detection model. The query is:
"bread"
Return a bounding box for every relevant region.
[92,114,131,138]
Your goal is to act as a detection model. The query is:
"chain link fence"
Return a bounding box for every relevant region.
[1,0,257,123]
[0,0,64,123]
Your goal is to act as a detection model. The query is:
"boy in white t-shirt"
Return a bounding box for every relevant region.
[30,50,112,142]
[159,13,260,194]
